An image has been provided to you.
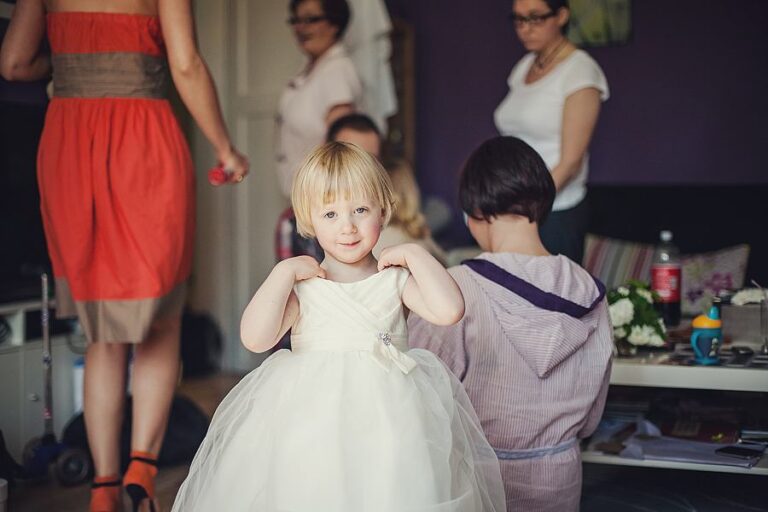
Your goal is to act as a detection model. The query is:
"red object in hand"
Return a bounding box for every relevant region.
[208,165,232,186]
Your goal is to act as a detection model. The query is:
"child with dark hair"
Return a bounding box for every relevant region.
[459,136,556,227]
[409,136,613,511]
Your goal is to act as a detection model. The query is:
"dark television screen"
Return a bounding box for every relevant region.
[1,8,52,303]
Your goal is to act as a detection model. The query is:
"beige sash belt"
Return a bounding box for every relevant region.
[52,53,169,99]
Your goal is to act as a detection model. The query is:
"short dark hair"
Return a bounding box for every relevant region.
[290,0,351,39]
[459,136,555,224]
[326,113,381,142]
[542,0,570,34]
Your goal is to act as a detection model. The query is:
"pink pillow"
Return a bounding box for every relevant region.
[682,244,750,316]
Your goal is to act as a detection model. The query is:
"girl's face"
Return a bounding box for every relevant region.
[311,196,384,265]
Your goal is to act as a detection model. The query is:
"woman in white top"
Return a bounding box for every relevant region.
[275,0,363,197]
[494,0,608,263]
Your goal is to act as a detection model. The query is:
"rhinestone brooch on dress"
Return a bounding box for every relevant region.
[378,332,392,346]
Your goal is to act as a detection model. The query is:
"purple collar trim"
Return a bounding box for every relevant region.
[462,259,606,319]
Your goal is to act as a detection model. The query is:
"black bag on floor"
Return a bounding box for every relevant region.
[62,394,209,472]
[0,429,22,485]
[180,309,223,378]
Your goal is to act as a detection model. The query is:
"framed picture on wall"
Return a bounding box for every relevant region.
[568,0,632,47]
[386,18,415,165]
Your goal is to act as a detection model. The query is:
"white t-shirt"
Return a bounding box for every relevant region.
[276,44,362,197]
[342,0,397,131]
[494,49,609,211]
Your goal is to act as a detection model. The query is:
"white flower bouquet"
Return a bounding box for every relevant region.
[608,280,667,354]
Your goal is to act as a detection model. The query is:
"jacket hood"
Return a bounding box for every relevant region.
[463,253,606,378]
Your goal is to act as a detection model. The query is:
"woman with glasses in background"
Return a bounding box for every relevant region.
[494,0,608,264]
[275,0,362,199]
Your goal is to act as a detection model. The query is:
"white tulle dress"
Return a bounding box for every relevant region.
[171,267,506,512]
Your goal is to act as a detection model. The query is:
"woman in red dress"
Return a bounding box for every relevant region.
[1,0,249,510]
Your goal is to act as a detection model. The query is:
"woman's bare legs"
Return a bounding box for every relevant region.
[130,314,181,454]
[84,342,130,478]
[85,315,180,512]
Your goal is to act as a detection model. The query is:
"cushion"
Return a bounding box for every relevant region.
[582,234,655,290]
[682,244,750,316]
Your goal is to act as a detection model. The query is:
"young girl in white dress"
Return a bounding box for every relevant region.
[171,142,506,512]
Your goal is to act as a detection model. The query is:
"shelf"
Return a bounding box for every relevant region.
[0,334,84,355]
[0,299,61,346]
[610,354,768,393]
[582,450,768,476]
[0,299,56,316]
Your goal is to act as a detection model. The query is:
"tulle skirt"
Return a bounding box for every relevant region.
[171,348,506,511]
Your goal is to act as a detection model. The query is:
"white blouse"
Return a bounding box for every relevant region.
[275,43,362,197]
[494,50,609,211]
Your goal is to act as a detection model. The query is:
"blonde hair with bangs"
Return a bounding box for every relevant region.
[291,142,395,238]
[385,159,429,239]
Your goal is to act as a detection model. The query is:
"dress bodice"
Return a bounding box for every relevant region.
[291,267,416,372]
[293,266,408,347]
[47,12,169,99]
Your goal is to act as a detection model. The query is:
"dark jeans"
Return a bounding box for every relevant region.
[539,197,589,264]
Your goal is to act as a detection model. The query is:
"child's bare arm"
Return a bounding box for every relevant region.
[378,244,464,326]
[240,256,325,353]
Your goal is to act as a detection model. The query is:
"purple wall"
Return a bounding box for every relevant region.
[386,0,768,206]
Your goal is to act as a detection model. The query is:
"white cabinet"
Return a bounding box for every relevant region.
[0,300,83,462]
[0,347,23,461]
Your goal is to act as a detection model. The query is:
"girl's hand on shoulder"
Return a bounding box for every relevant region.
[279,256,326,282]
[377,243,424,271]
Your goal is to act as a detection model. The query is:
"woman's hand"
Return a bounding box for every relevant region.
[218,146,250,184]
[280,255,327,282]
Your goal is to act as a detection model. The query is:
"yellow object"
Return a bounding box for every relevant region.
[692,315,722,329]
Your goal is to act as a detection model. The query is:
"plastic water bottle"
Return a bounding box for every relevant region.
[651,230,682,327]
[73,356,85,413]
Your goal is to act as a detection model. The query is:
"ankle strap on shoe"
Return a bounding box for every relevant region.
[129,451,158,466]
[92,477,121,489]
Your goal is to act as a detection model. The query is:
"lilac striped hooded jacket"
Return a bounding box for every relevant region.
[408,252,614,511]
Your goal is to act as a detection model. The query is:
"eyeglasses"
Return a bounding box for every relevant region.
[508,11,557,28]
[287,15,328,26]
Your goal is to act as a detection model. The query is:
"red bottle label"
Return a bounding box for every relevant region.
[651,265,681,302]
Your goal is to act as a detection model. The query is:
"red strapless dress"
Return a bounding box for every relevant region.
[39,12,194,343]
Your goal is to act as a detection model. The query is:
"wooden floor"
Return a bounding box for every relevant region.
[9,373,766,511]
[8,373,243,512]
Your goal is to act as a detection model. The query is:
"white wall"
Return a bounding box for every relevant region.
[187,1,303,373]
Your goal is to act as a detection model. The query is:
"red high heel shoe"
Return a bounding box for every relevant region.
[122,451,159,512]
[90,475,122,512]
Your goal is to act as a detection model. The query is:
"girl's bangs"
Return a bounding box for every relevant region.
[312,163,380,208]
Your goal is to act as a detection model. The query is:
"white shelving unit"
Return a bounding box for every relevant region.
[582,449,768,476]
[582,352,768,476]
[610,353,768,393]
[0,299,45,346]
[0,299,83,462]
